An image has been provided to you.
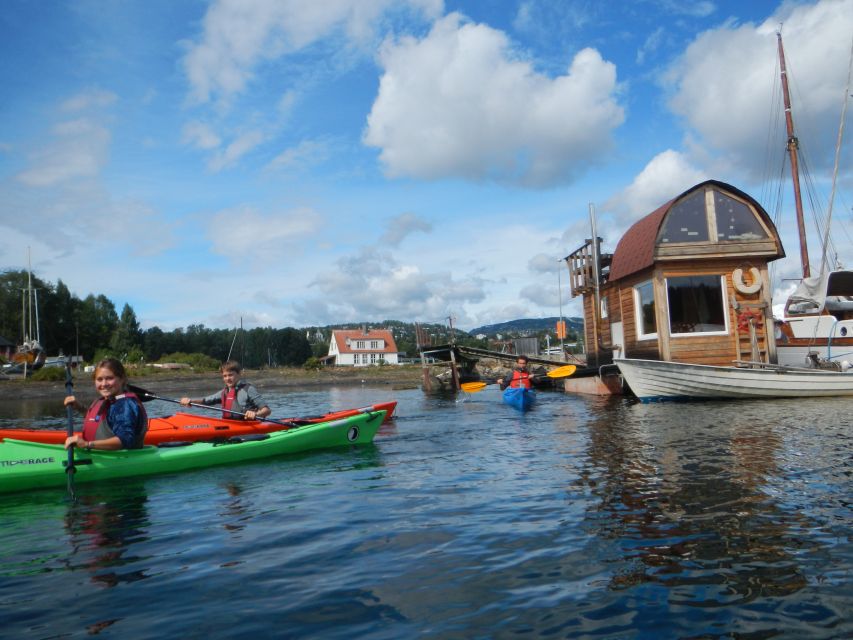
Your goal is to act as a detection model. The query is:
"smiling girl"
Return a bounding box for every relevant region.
[64,357,148,451]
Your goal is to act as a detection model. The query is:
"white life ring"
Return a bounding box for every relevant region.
[732,267,762,295]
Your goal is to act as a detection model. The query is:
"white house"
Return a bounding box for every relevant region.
[325,328,400,366]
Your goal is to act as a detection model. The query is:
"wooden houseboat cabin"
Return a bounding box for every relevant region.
[565,180,785,393]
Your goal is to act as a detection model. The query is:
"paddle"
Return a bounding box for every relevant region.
[459,364,577,393]
[127,384,301,430]
[64,357,77,500]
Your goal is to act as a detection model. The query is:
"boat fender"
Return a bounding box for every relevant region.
[733,267,762,295]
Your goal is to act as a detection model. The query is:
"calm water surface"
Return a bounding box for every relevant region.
[0,384,850,639]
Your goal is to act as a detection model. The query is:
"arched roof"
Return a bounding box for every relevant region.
[608,179,783,282]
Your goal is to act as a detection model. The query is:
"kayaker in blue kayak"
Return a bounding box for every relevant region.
[497,355,533,391]
[64,357,149,451]
[179,360,271,420]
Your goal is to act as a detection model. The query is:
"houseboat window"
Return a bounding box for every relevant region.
[666,275,727,334]
[600,296,608,319]
[659,191,708,243]
[713,192,767,241]
[634,281,657,339]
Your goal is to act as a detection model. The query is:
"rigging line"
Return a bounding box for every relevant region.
[821,35,853,275]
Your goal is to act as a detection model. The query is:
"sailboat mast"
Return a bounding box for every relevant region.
[777,31,811,278]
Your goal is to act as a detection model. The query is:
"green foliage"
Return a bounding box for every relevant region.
[124,347,146,365]
[158,352,221,370]
[303,356,323,371]
[30,366,67,381]
[91,348,120,365]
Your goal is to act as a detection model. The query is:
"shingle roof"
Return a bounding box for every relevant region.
[608,199,672,282]
[332,329,398,354]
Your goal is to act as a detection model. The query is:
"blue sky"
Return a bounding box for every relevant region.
[1,0,851,332]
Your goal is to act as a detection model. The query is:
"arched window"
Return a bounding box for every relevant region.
[659,191,708,243]
[714,192,768,241]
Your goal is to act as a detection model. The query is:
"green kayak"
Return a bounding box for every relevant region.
[0,411,384,494]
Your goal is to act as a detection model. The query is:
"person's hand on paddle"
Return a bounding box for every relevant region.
[64,395,84,414]
[245,407,271,420]
[64,434,87,450]
[179,397,192,406]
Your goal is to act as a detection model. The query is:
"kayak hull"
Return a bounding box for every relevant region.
[0,411,384,494]
[0,401,396,445]
[502,387,535,411]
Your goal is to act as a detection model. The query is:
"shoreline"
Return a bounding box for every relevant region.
[0,365,426,401]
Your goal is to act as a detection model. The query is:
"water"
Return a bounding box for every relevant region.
[0,385,850,638]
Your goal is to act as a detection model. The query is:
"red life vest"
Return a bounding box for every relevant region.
[508,369,532,389]
[81,391,147,443]
[82,398,111,440]
[221,387,239,419]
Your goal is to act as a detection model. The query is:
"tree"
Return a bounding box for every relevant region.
[110,303,142,355]
[76,294,118,360]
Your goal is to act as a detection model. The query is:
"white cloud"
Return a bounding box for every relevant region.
[182,121,222,150]
[380,212,433,246]
[267,139,330,171]
[604,149,707,223]
[206,205,323,257]
[528,253,562,274]
[183,0,443,105]
[301,246,486,324]
[664,0,853,179]
[60,88,118,112]
[363,13,624,187]
[208,129,267,171]
[15,118,111,187]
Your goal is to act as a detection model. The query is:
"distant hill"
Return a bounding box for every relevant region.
[468,317,583,337]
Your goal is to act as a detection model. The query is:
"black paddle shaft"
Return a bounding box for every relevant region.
[64,358,77,498]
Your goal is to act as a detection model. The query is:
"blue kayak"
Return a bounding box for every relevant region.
[502,387,535,411]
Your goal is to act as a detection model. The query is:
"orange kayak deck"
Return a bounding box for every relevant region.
[0,400,396,445]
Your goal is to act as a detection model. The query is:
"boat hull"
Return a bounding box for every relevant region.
[502,387,535,411]
[0,411,384,494]
[614,358,853,401]
[0,401,396,445]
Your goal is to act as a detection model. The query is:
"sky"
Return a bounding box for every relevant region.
[1,0,852,333]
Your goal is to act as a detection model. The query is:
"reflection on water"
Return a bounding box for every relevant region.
[64,480,151,588]
[0,387,850,638]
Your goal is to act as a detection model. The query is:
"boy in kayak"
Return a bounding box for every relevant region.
[180,360,271,420]
[497,355,533,390]
[64,357,149,451]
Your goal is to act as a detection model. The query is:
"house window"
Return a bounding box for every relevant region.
[600,296,608,319]
[634,281,657,339]
[666,275,727,335]
[714,192,768,241]
[659,191,709,243]
[356,340,365,349]
[370,340,380,349]
[370,353,377,363]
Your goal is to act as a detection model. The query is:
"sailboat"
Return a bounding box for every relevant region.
[773,33,853,370]
[613,32,853,401]
[9,249,45,372]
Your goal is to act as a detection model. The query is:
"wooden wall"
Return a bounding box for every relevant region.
[583,259,775,367]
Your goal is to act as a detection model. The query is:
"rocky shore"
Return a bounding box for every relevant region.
[0,365,426,401]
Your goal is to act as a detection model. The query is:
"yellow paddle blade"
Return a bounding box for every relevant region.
[460,381,489,393]
[545,365,577,378]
